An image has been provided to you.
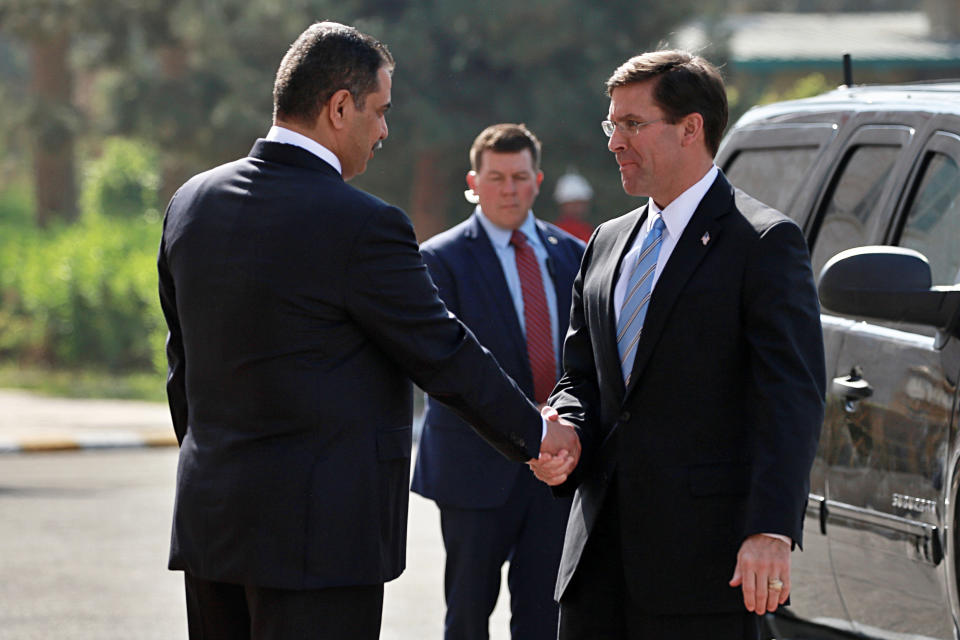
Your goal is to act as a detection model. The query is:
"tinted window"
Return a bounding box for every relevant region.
[725,146,819,216]
[898,152,960,285]
[810,145,900,279]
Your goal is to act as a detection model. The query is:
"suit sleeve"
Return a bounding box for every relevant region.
[742,221,826,547]
[157,197,188,445]
[420,245,460,317]
[547,236,603,493]
[344,205,541,463]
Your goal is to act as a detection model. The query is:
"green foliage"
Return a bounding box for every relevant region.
[0,137,165,373]
[80,137,161,221]
[0,178,35,227]
[356,0,716,227]
[0,364,166,401]
[63,0,717,226]
[759,73,833,105]
[0,1,732,386]
[3,0,725,232]
[0,212,165,371]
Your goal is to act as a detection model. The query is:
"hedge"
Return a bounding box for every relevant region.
[0,137,166,373]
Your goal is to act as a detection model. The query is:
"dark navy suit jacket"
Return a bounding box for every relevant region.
[158,141,544,590]
[550,172,825,613]
[412,212,585,509]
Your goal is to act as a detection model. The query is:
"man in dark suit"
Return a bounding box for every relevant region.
[412,124,585,640]
[531,51,825,639]
[157,23,579,640]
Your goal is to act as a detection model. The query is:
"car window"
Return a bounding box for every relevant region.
[810,145,901,279]
[725,146,819,217]
[897,151,960,286]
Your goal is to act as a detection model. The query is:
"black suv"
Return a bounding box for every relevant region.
[716,82,960,639]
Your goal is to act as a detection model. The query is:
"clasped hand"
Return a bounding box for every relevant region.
[527,405,580,486]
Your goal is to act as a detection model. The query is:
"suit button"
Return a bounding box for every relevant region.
[620,411,631,422]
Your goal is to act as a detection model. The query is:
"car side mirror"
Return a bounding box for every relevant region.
[818,246,960,337]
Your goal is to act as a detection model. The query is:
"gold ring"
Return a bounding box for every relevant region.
[768,578,784,592]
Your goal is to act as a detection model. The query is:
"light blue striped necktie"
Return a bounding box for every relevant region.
[617,216,666,385]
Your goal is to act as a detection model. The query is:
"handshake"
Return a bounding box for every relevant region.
[528,406,581,487]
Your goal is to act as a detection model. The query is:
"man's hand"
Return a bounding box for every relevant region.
[528,405,580,486]
[729,534,791,614]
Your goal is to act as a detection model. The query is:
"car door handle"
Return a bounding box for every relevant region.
[832,371,873,400]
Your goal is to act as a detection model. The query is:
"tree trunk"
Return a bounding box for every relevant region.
[160,156,193,208]
[409,148,451,242]
[30,28,77,227]
[157,44,191,203]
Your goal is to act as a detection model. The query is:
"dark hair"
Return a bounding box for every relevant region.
[469,123,542,172]
[273,21,394,123]
[606,50,727,157]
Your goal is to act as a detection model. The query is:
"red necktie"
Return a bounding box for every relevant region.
[510,230,556,404]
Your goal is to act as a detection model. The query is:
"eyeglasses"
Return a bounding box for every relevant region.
[601,117,665,138]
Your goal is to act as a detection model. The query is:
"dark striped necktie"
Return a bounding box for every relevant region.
[510,230,556,404]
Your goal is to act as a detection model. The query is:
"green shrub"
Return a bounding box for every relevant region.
[0,178,34,227]
[0,136,166,374]
[80,137,161,222]
[0,213,165,371]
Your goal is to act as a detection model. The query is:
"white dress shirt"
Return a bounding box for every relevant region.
[265,126,342,175]
[613,165,718,324]
[475,208,560,377]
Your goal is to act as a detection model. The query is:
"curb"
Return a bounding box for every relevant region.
[0,430,179,454]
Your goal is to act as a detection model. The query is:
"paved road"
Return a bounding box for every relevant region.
[0,389,175,453]
[0,446,513,639]
[0,388,801,639]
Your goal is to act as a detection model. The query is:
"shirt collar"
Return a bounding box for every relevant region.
[266,125,342,175]
[475,207,540,250]
[647,164,718,237]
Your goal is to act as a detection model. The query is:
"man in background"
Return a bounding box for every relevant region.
[412,123,585,640]
[158,25,578,640]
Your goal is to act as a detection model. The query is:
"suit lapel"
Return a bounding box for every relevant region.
[623,174,734,400]
[464,214,528,358]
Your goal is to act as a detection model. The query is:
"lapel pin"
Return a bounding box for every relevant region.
[701,232,710,246]
[547,236,559,245]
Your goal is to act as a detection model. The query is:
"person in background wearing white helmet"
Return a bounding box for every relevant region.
[553,169,595,242]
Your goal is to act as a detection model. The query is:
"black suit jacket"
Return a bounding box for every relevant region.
[158,140,542,590]
[411,212,584,508]
[550,172,825,614]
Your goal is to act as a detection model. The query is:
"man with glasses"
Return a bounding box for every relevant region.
[531,50,825,639]
[412,123,584,640]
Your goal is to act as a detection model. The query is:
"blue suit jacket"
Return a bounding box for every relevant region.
[412,212,585,509]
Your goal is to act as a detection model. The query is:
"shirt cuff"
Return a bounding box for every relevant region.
[762,533,791,546]
[540,416,547,443]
